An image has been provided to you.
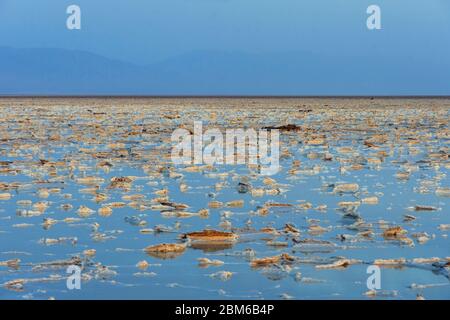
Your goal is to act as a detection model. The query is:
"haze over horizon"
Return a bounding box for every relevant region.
[1,0,450,95]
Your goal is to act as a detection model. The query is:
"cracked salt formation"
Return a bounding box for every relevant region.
[0,97,448,299]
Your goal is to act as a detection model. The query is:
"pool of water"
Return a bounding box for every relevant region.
[0,98,449,300]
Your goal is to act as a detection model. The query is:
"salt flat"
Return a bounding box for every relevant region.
[0,98,448,299]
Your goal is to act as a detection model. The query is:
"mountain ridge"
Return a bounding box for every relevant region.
[1,46,449,95]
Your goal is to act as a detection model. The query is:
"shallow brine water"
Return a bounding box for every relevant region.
[0,98,449,300]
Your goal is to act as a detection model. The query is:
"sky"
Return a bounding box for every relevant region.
[1,0,450,65]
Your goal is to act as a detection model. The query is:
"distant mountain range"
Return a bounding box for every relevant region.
[1,46,449,95]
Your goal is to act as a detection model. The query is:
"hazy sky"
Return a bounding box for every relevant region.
[1,0,450,65]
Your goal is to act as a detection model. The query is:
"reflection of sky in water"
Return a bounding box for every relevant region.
[0,100,449,300]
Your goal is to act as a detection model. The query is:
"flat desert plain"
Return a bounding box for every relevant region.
[0,98,449,299]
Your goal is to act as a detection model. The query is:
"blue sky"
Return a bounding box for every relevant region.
[1,1,450,95]
[1,0,450,65]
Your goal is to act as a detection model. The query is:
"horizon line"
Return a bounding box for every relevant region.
[1,95,450,99]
